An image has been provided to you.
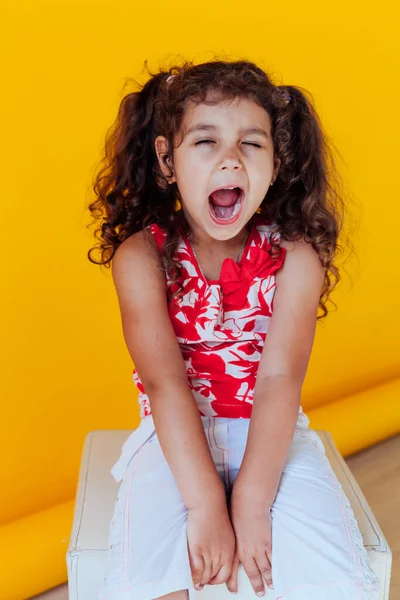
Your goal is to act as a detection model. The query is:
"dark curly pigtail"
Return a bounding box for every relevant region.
[259,84,347,319]
[87,62,184,270]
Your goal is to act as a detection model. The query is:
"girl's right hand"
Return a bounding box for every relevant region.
[186,501,236,590]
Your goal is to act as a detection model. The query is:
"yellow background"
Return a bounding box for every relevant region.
[1,0,399,597]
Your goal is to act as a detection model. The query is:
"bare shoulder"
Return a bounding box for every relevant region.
[112,228,163,278]
[276,236,325,291]
[111,228,167,300]
[279,235,321,262]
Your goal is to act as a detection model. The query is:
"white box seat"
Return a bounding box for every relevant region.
[67,430,392,600]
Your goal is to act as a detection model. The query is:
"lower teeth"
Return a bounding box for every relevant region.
[212,196,241,220]
[232,197,241,216]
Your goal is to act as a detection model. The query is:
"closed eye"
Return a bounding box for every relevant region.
[195,140,261,148]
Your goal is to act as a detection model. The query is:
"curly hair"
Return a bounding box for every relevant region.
[87,57,354,319]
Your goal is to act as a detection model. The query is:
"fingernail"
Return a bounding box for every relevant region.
[256,592,264,597]
[268,584,274,589]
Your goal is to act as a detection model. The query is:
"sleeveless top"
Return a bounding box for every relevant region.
[131,212,306,419]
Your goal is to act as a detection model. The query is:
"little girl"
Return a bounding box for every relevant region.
[88,58,380,600]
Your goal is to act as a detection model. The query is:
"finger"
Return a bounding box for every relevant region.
[189,551,205,590]
[209,544,235,585]
[208,563,232,585]
[242,557,265,596]
[200,553,213,586]
[208,557,223,584]
[226,553,240,593]
[209,556,223,581]
[256,553,273,589]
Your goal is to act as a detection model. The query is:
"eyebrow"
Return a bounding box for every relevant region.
[184,123,269,139]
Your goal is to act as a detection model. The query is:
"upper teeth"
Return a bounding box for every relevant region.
[211,186,241,193]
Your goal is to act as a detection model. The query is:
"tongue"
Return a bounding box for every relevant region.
[209,188,241,219]
[209,188,240,206]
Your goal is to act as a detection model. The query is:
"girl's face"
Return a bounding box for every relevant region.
[155,93,280,245]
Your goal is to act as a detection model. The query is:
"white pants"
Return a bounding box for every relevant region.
[99,415,380,600]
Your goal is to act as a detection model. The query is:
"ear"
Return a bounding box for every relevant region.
[155,135,175,183]
[273,156,281,181]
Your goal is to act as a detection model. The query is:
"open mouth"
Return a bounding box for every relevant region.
[208,187,244,224]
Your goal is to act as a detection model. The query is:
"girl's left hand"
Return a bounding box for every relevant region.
[219,487,273,595]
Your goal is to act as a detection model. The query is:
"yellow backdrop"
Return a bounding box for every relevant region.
[1,0,399,597]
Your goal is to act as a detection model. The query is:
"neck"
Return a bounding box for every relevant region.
[187,217,253,253]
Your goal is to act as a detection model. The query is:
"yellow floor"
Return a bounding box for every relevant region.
[31,434,399,600]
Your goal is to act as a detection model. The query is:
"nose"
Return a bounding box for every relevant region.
[218,150,242,171]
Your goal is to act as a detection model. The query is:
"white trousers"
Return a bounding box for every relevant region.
[98,415,380,600]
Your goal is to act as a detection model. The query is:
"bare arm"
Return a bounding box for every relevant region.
[233,237,326,507]
[112,230,226,509]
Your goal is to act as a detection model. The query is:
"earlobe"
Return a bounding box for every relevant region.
[274,156,281,180]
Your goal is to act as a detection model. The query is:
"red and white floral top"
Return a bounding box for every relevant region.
[133,213,288,419]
